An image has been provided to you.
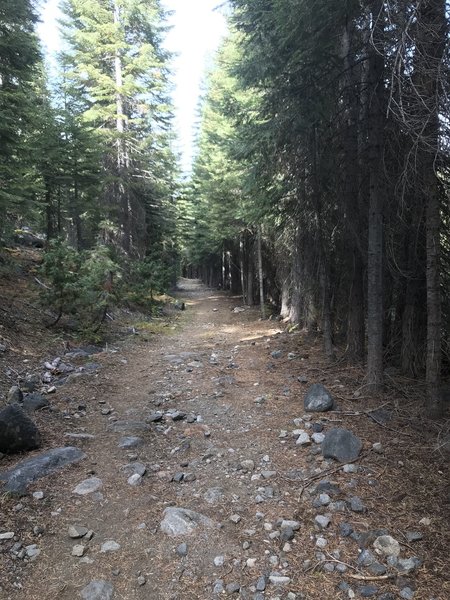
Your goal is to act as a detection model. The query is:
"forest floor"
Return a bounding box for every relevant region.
[0,277,449,600]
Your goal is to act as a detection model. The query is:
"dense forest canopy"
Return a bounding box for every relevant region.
[0,0,449,415]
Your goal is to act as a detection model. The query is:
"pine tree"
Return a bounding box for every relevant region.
[0,0,41,235]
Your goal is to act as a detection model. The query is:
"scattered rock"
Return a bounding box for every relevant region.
[160,507,218,536]
[22,393,49,412]
[7,386,23,404]
[296,431,311,447]
[226,582,240,594]
[400,588,415,600]
[405,531,423,543]
[373,535,401,557]
[358,584,378,597]
[312,432,325,444]
[176,542,188,556]
[397,557,421,574]
[22,374,41,393]
[146,412,163,423]
[69,525,89,539]
[73,477,103,495]
[349,496,366,513]
[118,436,143,449]
[204,487,224,504]
[229,514,241,524]
[339,523,353,537]
[137,576,146,586]
[0,532,15,540]
[304,384,334,412]
[214,555,224,566]
[72,544,86,557]
[271,350,282,359]
[0,446,85,495]
[357,549,376,567]
[315,515,330,529]
[127,473,142,486]
[269,575,291,586]
[0,405,41,454]
[121,462,146,477]
[322,428,362,462]
[101,540,120,553]
[80,580,114,600]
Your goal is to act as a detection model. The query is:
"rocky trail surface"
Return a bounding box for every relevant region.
[0,280,448,600]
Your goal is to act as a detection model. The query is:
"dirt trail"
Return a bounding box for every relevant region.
[1,280,448,600]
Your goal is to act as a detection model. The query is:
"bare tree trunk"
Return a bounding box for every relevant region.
[366,0,385,390]
[415,0,447,417]
[247,235,254,305]
[257,225,265,319]
[239,233,246,304]
[113,0,131,254]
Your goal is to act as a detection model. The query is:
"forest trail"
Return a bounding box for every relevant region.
[1,280,448,600]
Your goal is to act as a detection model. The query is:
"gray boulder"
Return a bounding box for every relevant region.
[23,393,49,412]
[304,384,334,412]
[322,428,362,462]
[7,386,23,404]
[0,405,41,454]
[22,374,41,393]
[160,507,218,536]
[80,580,114,600]
[0,446,85,495]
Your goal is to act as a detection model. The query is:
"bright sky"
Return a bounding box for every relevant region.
[37,0,228,175]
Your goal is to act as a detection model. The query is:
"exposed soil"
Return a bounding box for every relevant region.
[0,279,449,600]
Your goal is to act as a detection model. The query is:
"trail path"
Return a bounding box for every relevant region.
[1,280,448,600]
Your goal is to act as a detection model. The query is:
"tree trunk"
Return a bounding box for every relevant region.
[366,0,385,390]
[416,0,447,417]
[239,233,246,304]
[257,225,265,319]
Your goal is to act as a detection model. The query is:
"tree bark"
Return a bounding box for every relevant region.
[366,0,385,390]
[257,224,266,319]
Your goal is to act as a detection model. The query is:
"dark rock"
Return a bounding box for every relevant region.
[368,408,392,424]
[146,412,163,423]
[256,576,266,591]
[304,383,334,412]
[168,411,186,422]
[176,542,188,556]
[357,550,376,567]
[400,588,414,600]
[358,585,378,597]
[358,529,389,549]
[368,562,387,576]
[22,374,41,393]
[271,350,282,359]
[315,480,341,496]
[349,496,365,513]
[339,523,353,537]
[0,446,85,495]
[226,582,240,594]
[23,393,49,412]
[0,405,41,454]
[280,527,295,541]
[405,531,423,543]
[118,436,143,449]
[312,422,324,433]
[322,428,362,462]
[7,386,23,404]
